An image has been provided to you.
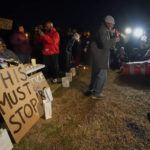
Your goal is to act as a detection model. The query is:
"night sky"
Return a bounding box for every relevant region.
[1,0,150,31]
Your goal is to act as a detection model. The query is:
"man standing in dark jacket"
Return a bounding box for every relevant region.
[86,15,120,99]
[37,21,60,81]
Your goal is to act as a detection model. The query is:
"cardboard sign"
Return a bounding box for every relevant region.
[29,72,49,101]
[0,64,40,143]
[0,18,13,30]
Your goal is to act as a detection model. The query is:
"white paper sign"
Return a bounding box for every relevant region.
[43,100,52,120]
[65,73,72,82]
[44,87,53,102]
[62,77,70,87]
[0,129,13,150]
[70,68,76,77]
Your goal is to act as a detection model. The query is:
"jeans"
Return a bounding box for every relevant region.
[89,67,107,96]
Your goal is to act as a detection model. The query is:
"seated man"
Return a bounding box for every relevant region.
[0,38,20,66]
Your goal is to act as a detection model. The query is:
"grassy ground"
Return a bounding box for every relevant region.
[11,67,150,150]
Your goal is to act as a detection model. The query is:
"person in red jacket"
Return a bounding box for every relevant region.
[37,21,60,80]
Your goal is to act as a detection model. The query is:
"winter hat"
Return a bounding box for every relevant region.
[105,15,115,24]
[73,33,80,41]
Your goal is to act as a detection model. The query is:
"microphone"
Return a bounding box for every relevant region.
[114,29,128,43]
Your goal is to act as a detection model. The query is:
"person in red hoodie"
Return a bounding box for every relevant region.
[37,21,60,81]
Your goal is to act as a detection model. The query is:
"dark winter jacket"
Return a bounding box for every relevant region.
[90,23,116,69]
[10,32,32,55]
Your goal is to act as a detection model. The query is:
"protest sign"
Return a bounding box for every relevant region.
[29,72,49,102]
[43,100,52,120]
[0,64,40,143]
[0,18,13,30]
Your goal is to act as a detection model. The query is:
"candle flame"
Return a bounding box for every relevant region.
[25,33,29,38]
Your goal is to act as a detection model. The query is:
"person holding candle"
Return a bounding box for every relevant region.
[10,26,32,64]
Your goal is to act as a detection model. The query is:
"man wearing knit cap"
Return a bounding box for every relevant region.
[85,15,120,99]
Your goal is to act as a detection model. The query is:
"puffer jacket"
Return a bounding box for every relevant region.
[37,28,60,55]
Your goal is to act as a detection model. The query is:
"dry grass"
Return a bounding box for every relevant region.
[12,67,150,150]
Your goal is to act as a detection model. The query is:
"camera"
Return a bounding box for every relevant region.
[34,25,45,34]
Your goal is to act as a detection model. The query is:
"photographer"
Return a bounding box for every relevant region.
[37,21,60,82]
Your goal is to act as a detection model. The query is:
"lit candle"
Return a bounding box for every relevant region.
[65,73,72,82]
[25,33,29,38]
[62,77,70,87]
[70,68,76,77]
[83,66,86,70]
[31,58,36,66]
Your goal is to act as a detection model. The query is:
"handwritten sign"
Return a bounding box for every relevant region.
[0,18,13,30]
[29,72,49,102]
[0,64,40,143]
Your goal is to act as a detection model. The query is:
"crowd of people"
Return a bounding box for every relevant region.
[0,21,91,82]
[1,15,150,99]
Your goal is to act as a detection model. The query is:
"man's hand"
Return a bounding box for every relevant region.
[115,36,120,43]
[39,30,45,36]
